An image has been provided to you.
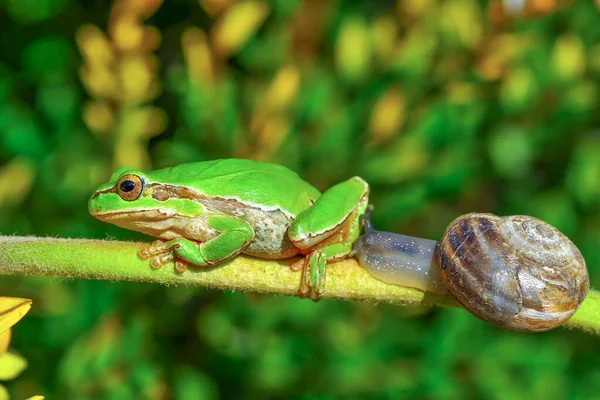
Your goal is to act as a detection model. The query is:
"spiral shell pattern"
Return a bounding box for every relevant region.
[436,213,589,332]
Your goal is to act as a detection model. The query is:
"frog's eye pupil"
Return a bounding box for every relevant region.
[117,174,144,201]
[120,180,136,193]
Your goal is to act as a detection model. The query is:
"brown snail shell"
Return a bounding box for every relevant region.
[437,213,589,332]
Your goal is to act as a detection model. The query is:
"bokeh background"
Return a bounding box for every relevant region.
[0,0,599,398]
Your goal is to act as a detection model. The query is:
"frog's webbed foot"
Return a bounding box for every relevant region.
[139,240,169,260]
[139,240,189,272]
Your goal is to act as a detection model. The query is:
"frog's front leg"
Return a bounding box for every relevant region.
[289,176,369,301]
[141,215,255,272]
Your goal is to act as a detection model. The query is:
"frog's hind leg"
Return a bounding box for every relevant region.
[290,177,369,301]
[169,215,254,267]
[142,215,255,271]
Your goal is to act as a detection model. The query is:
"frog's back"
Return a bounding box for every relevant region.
[147,159,321,215]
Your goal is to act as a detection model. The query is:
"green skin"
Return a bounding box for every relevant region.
[89,159,369,300]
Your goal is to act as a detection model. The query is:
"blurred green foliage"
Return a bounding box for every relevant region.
[0,0,600,398]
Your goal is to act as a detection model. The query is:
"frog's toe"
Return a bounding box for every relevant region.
[174,259,189,273]
[139,240,168,259]
[150,253,173,269]
[138,247,151,259]
[289,257,305,272]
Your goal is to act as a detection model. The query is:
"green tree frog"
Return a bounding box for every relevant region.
[89,158,369,300]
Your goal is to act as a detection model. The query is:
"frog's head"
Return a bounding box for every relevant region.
[89,167,171,229]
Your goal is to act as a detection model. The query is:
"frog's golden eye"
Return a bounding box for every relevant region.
[116,174,145,201]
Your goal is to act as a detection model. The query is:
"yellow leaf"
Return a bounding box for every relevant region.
[0,298,32,336]
[120,106,168,139]
[114,137,150,171]
[75,24,115,67]
[500,66,537,107]
[438,0,482,49]
[201,0,237,17]
[129,0,164,18]
[138,26,162,53]
[391,134,430,177]
[528,0,557,15]
[393,27,438,72]
[119,55,161,104]
[83,101,115,135]
[25,396,45,400]
[335,16,370,82]
[370,16,397,64]
[0,351,27,380]
[400,0,434,17]
[79,64,118,100]
[551,33,586,81]
[0,160,36,209]
[477,34,532,80]
[211,0,269,57]
[111,16,144,52]
[182,27,214,85]
[0,330,11,357]
[0,384,8,400]
[252,115,291,160]
[368,87,406,143]
[265,65,301,112]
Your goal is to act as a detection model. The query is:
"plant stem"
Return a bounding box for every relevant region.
[0,236,598,334]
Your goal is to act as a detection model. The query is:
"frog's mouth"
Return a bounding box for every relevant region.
[92,208,182,237]
[91,208,175,222]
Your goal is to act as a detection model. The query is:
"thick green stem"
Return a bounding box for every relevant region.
[0,236,598,334]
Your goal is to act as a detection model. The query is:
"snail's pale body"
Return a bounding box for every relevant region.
[353,208,590,332]
[352,219,447,295]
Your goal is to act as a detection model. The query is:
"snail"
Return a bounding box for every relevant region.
[352,206,590,332]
